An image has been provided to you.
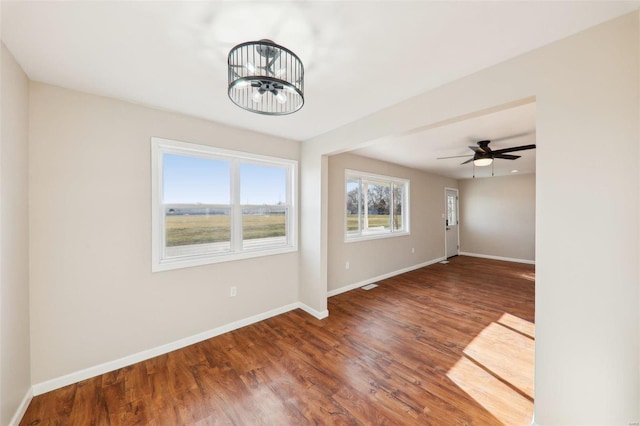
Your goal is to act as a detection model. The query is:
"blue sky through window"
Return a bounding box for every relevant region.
[240,163,286,205]
[163,154,229,204]
[163,154,286,205]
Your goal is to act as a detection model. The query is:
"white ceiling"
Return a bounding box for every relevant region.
[2,1,638,179]
[353,101,537,180]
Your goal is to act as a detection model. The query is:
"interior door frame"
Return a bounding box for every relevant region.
[444,187,460,258]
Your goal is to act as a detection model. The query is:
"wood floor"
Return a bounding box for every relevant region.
[21,256,535,425]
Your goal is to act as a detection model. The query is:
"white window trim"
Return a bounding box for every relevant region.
[151,137,298,272]
[344,169,410,243]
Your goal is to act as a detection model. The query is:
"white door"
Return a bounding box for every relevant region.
[445,188,459,258]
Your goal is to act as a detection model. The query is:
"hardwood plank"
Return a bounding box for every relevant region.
[67,377,110,426]
[20,256,534,425]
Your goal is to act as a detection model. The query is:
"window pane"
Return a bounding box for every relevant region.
[241,164,288,249]
[164,206,231,257]
[365,180,391,231]
[163,154,229,204]
[163,154,231,256]
[447,194,457,225]
[393,185,404,231]
[240,163,287,205]
[242,206,287,249]
[346,178,360,234]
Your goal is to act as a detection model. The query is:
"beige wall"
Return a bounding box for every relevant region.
[328,153,456,292]
[28,83,300,385]
[459,173,535,262]
[0,43,31,425]
[302,12,639,424]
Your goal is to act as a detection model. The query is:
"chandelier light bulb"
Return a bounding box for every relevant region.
[252,90,263,103]
[234,80,250,88]
[275,91,287,104]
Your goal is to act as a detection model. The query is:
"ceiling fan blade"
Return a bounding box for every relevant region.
[461,158,475,165]
[493,154,521,160]
[437,154,473,160]
[491,144,536,155]
[469,146,485,154]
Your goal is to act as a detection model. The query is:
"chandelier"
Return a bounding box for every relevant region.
[227,39,304,115]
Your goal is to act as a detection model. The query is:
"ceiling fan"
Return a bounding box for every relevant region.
[437,139,536,166]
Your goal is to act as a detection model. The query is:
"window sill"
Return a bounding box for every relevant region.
[344,230,410,244]
[152,244,297,272]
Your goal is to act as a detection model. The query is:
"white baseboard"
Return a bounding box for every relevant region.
[460,252,535,265]
[298,302,329,320]
[32,301,308,396]
[327,256,446,297]
[9,387,33,426]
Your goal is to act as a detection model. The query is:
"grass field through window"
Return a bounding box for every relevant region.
[168,213,399,247]
[346,214,391,231]
[166,214,285,247]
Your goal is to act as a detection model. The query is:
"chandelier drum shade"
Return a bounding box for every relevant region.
[228,39,304,115]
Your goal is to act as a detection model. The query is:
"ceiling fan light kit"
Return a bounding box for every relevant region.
[473,157,493,167]
[437,139,536,177]
[228,39,304,116]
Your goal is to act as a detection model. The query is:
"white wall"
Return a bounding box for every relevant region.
[0,43,31,425]
[301,12,639,424]
[28,83,300,386]
[459,173,535,262]
[327,153,456,293]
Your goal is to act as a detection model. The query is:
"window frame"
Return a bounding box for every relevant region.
[151,137,297,272]
[344,169,410,243]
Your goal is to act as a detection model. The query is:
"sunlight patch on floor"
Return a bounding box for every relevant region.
[447,314,535,425]
[447,357,533,425]
[498,312,535,339]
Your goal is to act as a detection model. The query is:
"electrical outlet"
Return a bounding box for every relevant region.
[230,286,237,297]
[411,247,415,254]
[345,261,350,270]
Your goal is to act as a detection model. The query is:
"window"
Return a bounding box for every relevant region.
[152,137,297,271]
[345,169,409,241]
[447,192,457,226]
